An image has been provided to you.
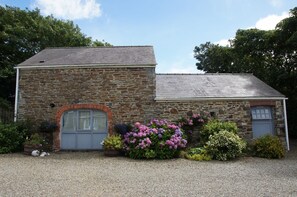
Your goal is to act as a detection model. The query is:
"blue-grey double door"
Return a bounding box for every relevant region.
[61,110,108,150]
[251,107,274,138]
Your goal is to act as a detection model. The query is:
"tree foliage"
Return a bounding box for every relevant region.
[0,5,110,103]
[194,7,297,136]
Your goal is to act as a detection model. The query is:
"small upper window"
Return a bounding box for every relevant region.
[251,108,272,120]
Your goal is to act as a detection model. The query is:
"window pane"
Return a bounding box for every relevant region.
[63,111,76,131]
[93,111,107,131]
[252,108,272,120]
[252,111,256,119]
[78,111,91,130]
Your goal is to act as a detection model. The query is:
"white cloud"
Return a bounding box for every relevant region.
[255,12,289,30]
[215,39,231,47]
[216,12,289,44]
[32,0,101,20]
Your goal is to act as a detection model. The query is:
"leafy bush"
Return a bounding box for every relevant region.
[0,120,34,153]
[124,119,187,159]
[206,130,246,161]
[201,120,238,144]
[15,120,34,137]
[102,134,123,150]
[24,133,44,146]
[253,135,285,159]
[176,112,210,143]
[0,122,27,153]
[185,147,212,161]
[0,98,11,110]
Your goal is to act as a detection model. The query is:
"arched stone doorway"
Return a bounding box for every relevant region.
[54,104,112,151]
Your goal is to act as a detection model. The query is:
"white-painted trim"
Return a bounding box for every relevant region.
[283,99,290,151]
[15,64,156,69]
[155,97,287,102]
[14,68,19,122]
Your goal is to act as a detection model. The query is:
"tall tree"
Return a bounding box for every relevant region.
[0,6,109,104]
[194,7,297,137]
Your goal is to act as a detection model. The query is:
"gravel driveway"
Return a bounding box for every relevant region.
[1,141,297,197]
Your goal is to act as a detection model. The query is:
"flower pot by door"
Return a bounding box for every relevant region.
[24,144,42,155]
[104,149,120,157]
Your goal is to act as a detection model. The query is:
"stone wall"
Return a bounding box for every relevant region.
[154,100,285,141]
[18,67,156,129]
[17,66,285,143]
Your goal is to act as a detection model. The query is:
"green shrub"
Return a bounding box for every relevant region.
[185,147,212,161]
[175,112,210,145]
[0,98,11,109]
[102,134,123,150]
[0,123,22,153]
[253,135,285,159]
[200,120,238,144]
[0,121,32,154]
[24,133,44,146]
[206,130,246,161]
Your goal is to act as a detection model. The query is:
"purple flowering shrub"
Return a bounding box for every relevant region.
[124,119,187,159]
[176,112,210,144]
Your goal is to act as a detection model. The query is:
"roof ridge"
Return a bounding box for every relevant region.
[156,73,253,75]
[44,45,153,49]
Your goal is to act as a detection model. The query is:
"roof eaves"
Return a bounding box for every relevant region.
[15,63,157,69]
[155,96,286,102]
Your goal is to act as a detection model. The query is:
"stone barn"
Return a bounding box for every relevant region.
[14,46,289,151]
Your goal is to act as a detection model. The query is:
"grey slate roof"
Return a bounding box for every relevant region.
[18,46,157,67]
[156,74,285,100]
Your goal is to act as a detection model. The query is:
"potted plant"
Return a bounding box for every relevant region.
[23,133,44,155]
[102,134,123,156]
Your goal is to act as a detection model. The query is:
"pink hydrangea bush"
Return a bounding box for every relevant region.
[124,119,187,159]
[176,112,211,144]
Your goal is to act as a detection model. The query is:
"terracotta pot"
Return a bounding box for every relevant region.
[23,144,42,155]
[104,149,120,157]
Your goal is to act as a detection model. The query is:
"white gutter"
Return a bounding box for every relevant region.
[155,97,286,102]
[283,99,290,151]
[14,68,19,122]
[15,64,156,69]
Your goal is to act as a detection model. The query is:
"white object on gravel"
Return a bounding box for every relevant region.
[40,152,50,157]
[31,150,40,157]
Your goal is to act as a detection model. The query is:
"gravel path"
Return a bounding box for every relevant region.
[1,142,297,197]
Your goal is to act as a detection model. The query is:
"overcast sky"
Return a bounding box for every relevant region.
[0,0,296,73]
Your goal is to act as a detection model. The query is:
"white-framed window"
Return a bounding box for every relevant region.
[62,110,107,132]
[63,111,76,130]
[78,111,91,131]
[93,111,107,131]
[251,108,272,120]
